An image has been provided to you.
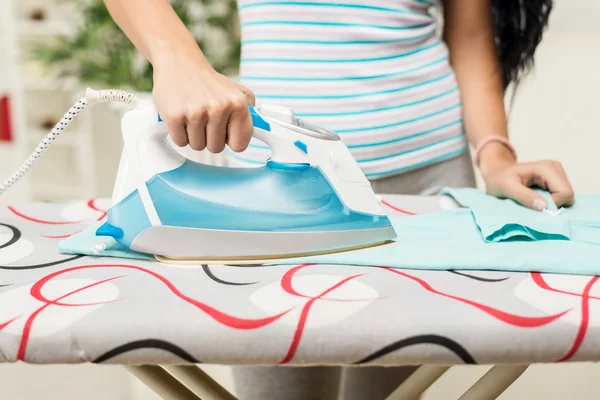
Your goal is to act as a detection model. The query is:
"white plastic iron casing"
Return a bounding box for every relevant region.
[255,104,384,216]
[113,103,385,217]
[111,103,185,208]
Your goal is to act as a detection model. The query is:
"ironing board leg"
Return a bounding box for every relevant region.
[125,365,201,400]
[162,365,238,400]
[457,364,529,400]
[384,365,451,400]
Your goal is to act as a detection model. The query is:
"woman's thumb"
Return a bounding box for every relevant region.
[508,185,548,211]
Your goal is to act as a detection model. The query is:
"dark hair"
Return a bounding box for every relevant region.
[491,0,553,89]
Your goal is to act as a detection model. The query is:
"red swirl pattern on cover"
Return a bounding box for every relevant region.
[0,196,598,366]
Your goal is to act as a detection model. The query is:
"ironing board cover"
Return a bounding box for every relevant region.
[0,195,598,366]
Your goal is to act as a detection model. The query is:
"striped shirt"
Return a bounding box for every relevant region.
[230,0,468,179]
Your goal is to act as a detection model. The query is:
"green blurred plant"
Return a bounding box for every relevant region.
[30,0,240,92]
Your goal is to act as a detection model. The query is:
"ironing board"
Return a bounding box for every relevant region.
[0,194,596,400]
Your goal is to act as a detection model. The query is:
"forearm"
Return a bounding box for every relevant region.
[443,0,516,176]
[103,0,209,67]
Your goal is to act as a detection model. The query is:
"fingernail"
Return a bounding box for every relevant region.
[533,199,547,211]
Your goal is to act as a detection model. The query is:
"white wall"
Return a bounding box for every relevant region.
[508,32,600,194]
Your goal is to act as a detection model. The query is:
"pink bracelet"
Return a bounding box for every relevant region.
[474,136,517,167]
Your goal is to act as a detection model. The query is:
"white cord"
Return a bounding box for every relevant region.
[0,88,139,196]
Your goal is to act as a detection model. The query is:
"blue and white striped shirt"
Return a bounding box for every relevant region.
[230,0,468,179]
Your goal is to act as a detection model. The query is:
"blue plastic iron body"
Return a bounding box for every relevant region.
[96,103,396,261]
[97,160,392,249]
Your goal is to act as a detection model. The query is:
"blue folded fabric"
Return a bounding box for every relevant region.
[441,188,571,242]
[284,207,600,275]
[58,192,600,276]
[284,206,600,275]
[442,188,600,245]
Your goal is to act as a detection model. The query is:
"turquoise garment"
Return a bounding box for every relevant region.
[58,222,154,261]
[441,188,571,242]
[285,207,600,275]
[442,188,600,245]
[59,192,600,275]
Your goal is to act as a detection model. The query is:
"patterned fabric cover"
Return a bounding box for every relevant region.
[0,196,597,366]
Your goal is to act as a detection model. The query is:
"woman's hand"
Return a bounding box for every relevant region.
[103,0,255,153]
[480,144,575,211]
[440,0,573,211]
[152,48,255,153]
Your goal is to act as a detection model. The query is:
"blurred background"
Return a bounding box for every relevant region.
[1,0,599,399]
[0,0,239,206]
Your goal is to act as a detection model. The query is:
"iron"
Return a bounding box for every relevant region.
[96,101,397,263]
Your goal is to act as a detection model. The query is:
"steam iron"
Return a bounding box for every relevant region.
[96,102,397,263]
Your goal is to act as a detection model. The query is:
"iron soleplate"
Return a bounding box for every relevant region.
[127,225,396,265]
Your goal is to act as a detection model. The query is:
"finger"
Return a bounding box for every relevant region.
[238,85,255,106]
[166,113,188,147]
[551,162,575,207]
[530,162,575,208]
[186,112,207,151]
[553,161,569,180]
[226,96,253,153]
[206,103,229,153]
[504,181,549,211]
